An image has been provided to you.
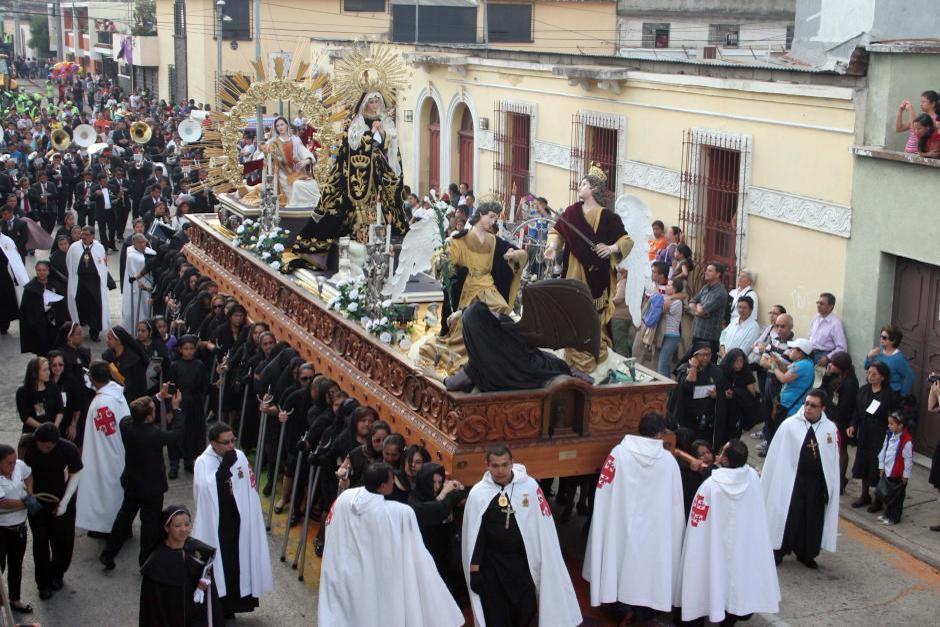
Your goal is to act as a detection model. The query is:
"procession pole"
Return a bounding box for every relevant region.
[266,418,287,530]
[279,452,304,561]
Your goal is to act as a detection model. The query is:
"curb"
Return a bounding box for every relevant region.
[839,508,940,572]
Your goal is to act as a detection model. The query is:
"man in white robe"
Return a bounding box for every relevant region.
[66,225,110,341]
[583,412,684,619]
[678,439,780,624]
[121,233,154,331]
[462,445,582,627]
[762,389,840,569]
[320,462,464,627]
[193,422,272,617]
[76,361,130,535]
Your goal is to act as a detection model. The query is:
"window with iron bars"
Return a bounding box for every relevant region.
[641,23,670,48]
[678,129,750,292]
[570,113,621,203]
[493,103,532,209]
[708,23,739,47]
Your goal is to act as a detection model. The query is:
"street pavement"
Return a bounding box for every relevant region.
[0,246,938,625]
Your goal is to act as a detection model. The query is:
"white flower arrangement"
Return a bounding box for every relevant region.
[231,221,290,273]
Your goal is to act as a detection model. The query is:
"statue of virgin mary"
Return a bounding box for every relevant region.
[239,115,321,208]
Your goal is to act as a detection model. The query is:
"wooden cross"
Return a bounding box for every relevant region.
[806,438,818,459]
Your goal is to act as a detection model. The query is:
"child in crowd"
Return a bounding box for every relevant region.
[657,277,685,377]
[877,412,913,526]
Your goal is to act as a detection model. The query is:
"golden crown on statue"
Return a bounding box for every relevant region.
[588,161,608,184]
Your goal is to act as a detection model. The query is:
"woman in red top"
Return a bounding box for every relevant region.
[913,113,940,158]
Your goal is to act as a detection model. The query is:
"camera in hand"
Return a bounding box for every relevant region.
[929,372,940,384]
[167,382,177,395]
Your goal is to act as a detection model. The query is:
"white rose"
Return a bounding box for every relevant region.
[381,299,392,308]
[349,289,360,300]
[380,316,388,325]
[379,331,392,344]
[327,297,338,309]
[236,225,245,234]
[273,243,285,252]
[261,251,271,260]
[360,316,372,328]
[398,336,413,351]
[347,302,358,312]
[270,261,281,271]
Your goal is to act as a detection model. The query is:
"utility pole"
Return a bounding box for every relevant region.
[56,0,66,62]
[13,0,20,57]
[72,3,79,65]
[414,0,419,45]
[254,0,262,139]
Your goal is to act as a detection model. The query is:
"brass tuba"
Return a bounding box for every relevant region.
[51,127,72,151]
[131,121,153,145]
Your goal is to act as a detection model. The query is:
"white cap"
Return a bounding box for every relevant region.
[790,337,813,356]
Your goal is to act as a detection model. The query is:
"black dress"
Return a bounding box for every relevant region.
[103,346,149,404]
[215,454,258,615]
[139,538,223,627]
[75,245,104,336]
[851,385,893,485]
[19,278,59,355]
[408,463,465,584]
[168,358,209,467]
[0,250,20,330]
[670,362,725,448]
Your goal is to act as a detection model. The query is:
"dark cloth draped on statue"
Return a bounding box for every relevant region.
[440,235,518,337]
[462,301,572,392]
[291,114,407,259]
[215,462,258,614]
[553,202,626,299]
[471,492,538,627]
[778,428,828,562]
[139,538,223,627]
[76,247,103,333]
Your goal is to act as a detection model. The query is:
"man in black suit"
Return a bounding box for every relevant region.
[30,170,59,233]
[138,184,166,230]
[99,393,180,569]
[0,159,18,197]
[110,166,131,242]
[1,200,29,259]
[75,170,95,227]
[126,147,152,219]
[111,120,132,153]
[92,172,117,251]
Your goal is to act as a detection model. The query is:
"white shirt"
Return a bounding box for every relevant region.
[729,286,758,323]
[0,460,32,526]
[720,314,763,361]
[101,186,111,209]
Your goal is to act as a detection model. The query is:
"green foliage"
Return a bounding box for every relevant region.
[28,15,50,57]
[132,0,158,36]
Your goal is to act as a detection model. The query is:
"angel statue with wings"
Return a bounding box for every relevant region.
[544,164,652,372]
[384,201,527,375]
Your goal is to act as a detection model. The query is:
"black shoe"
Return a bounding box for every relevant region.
[929,525,940,532]
[38,588,53,601]
[50,577,63,590]
[99,552,116,571]
[262,483,273,497]
[86,531,109,540]
[851,496,871,508]
[168,467,178,479]
[799,558,819,570]
[774,553,784,566]
[867,500,883,513]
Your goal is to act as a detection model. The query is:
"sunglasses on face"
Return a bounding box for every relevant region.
[880,335,889,340]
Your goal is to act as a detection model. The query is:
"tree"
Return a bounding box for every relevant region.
[28,15,51,58]
[132,0,158,36]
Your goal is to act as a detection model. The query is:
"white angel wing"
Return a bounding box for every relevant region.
[613,194,654,320]
[381,216,442,301]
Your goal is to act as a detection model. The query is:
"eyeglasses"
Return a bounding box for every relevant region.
[880,334,889,340]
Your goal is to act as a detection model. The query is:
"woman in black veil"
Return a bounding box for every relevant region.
[139,505,223,627]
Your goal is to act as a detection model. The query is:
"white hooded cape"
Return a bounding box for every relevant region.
[678,466,780,622]
[66,239,110,328]
[192,446,273,600]
[0,232,28,303]
[761,410,840,553]
[583,434,684,611]
[76,381,129,532]
[121,246,154,330]
[462,463,582,627]
[319,487,464,627]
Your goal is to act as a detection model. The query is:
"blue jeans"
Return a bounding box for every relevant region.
[658,335,682,377]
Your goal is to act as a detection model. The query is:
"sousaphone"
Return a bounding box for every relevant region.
[73,124,96,148]
[51,127,71,151]
[131,121,153,145]
[178,118,203,143]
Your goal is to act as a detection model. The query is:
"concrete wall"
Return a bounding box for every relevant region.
[618,17,790,50]
[618,0,795,20]
[844,154,940,364]
[863,51,940,151]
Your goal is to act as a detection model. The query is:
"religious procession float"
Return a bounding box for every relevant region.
[180,44,674,483]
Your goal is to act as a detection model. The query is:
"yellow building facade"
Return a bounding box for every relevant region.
[359,42,860,333]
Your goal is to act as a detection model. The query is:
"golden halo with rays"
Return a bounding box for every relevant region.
[332,43,410,111]
[190,59,347,194]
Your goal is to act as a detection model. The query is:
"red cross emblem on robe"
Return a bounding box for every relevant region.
[596,454,616,489]
[93,406,117,436]
[690,494,710,527]
[536,487,552,517]
[325,502,336,527]
[248,465,257,489]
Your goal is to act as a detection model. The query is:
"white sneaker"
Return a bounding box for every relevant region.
[876,515,886,523]
[882,518,895,526]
